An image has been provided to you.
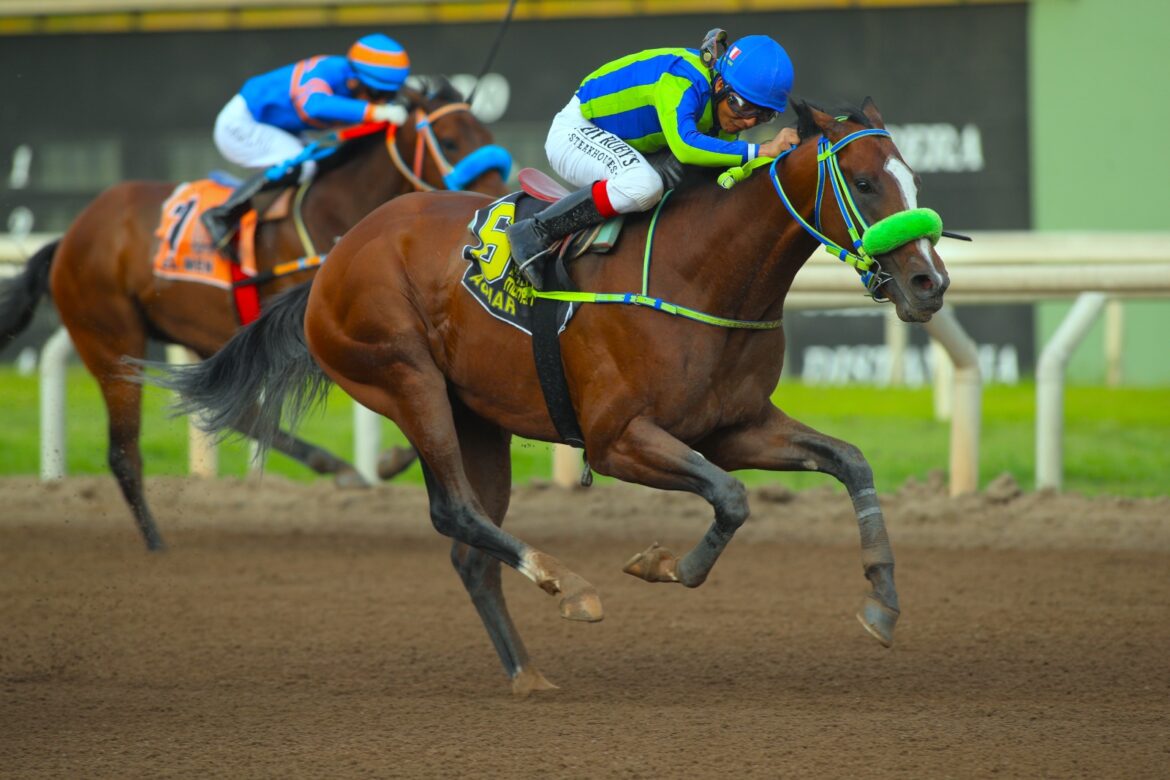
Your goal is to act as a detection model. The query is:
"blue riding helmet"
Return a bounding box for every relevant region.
[716,35,794,114]
[347,34,411,93]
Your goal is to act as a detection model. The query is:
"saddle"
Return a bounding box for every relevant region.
[517,168,624,260]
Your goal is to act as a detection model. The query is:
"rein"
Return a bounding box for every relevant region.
[384,102,512,192]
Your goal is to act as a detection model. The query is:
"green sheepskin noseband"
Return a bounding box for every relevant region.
[861,207,943,256]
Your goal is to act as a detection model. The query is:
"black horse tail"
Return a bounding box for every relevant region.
[0,238,59,346]
[135,281,332,454]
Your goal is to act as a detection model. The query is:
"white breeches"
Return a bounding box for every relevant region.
[212,95,315,181]
[544,96,664,214]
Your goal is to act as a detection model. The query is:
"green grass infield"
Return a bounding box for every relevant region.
[1,365,1166,497]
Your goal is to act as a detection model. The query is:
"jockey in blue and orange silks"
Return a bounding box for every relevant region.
[202,33,411,249]
[507,31,800,289]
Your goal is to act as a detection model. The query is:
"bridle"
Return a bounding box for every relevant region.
[384,102,512,192]
[720,127,943,301]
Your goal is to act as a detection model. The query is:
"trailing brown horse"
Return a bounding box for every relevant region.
[0,77,510,551]
[149,98,950,694]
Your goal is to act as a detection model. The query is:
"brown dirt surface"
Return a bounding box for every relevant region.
[2,474,1168,779]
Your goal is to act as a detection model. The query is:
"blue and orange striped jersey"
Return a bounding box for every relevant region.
[240,56,379,132]
[575,48,757,167]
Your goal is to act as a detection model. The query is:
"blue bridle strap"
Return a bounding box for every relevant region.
[770,128,894,298]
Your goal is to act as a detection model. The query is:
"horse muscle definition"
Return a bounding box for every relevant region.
[147,98,950,694]
[0,77,510,551]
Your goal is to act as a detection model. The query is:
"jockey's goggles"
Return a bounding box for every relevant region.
[726,91,777,123]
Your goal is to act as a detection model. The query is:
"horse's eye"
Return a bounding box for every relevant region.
[441,139,459,153]
[854,178,873,193]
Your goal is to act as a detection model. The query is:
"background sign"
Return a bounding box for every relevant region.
[0,5,1030,374]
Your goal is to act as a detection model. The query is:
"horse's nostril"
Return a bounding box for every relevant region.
[914,274,935,293]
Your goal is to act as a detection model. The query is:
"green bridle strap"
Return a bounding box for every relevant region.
[529,186,782,330]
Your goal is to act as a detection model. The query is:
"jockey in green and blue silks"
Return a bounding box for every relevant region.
[508,34,799,289]
[203,33,412,249]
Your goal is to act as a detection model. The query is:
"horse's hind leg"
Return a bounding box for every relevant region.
[334,362,602,623]
[266,426,366,486]
[701,407,899,647]
[265,426,417,486]
[448,401,556,696]
[72,333,166,551]
[588,418,750,588]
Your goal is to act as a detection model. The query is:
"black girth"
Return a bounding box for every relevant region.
[530,250,592,486]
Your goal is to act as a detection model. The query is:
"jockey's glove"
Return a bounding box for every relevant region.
[645,149,685,189]
[371,104,409,126]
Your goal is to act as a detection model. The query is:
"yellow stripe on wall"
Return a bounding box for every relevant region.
[0,0,1028,36]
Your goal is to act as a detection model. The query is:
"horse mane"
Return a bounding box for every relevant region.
[314,127,384,176]
[792,99,874,142]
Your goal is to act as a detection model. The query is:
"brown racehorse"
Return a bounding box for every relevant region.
[0,77,510,551]
[149,98,950,694]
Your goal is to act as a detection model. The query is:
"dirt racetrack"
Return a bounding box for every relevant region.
[2,473,1168,779]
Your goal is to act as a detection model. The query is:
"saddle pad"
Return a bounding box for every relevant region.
[153,180,259,288]
[460,192,562,335]
[459,191,628,334]
[153,180,261,324]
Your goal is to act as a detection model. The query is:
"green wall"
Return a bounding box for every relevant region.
[1031,0,1170,384]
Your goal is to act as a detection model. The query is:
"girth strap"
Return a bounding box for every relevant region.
[531,250,585,450]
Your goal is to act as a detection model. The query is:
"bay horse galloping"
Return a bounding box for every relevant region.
[0,77,510,551]
[151,98,949,694]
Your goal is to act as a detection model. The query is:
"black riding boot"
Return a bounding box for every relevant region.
[201,166,298,252]
[507,186,605,289]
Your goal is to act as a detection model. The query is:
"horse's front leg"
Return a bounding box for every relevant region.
[700,407,900,647]
[589,418,750,588]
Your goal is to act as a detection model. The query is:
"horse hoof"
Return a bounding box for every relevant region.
[622,542,680,583]
[511,667,558,698]
[558,575,604,622]
[856,595,899,648]
[377,446,418,480]
[333,468,370,490]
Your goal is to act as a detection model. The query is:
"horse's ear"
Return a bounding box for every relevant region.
[398,74,432,109]
[792,99,818,142]
[802,100,849,141]
[860,96,886,128]
[431,74,465,102]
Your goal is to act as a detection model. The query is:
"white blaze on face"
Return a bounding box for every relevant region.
[885,157,918,210]
[884,156,940,269]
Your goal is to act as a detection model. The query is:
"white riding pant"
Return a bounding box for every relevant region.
[544,96,664,214]
[212,95,316,181]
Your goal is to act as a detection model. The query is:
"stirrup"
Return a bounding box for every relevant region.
[201,208,238,255]
[516,245,554,290]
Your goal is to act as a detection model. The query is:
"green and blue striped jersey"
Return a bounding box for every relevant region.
[575,47,757,167]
